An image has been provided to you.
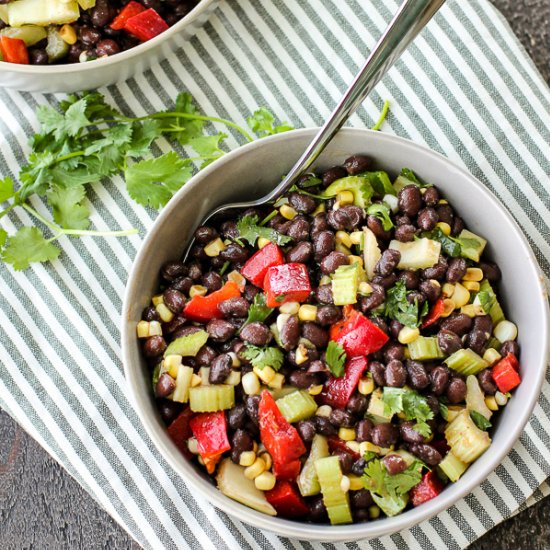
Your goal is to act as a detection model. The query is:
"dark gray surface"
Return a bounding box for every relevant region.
[1,1,549,549]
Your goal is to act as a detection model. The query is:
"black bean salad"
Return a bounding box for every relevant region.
[0,0,198,65]
[137,155,522,524]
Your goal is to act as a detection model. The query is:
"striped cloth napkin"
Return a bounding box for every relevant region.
[1,0,549,548]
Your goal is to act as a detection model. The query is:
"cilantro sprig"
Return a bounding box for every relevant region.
[240,294,274,331]
[362,457,424,499]
[422,227,479,258]
[236,214,293,247]
[470,410,492,431]
[242,344,284,371]
[384,280,429,329]
[367,202,394,231]
[381,387,434,437]
[325,341,347,377]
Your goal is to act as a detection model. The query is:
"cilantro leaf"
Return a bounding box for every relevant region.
[384,281,428,328]
[325,341,347,377]
[381,387,434,436]
[0,177,15,203]
[362,459,387,495]
[470,410,492,431]
[236,214,293,247]
[242,344,284,371]
[241,294,274,329]
[422,228,461,257]
[400,168,431,187]
[37,97,90,141]
[476,291,494,314]
[2,227,60,270]
[47,185,90,230]
[0,228,7,247]
[126,120,163,158]
[125,152,193,209]
[247,107,293,137]
[367,202,394,231]
[362,457,424,501]
[169,92,205,145]
[189,133,227,157]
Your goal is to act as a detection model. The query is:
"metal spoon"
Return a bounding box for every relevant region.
[186,0,445,256]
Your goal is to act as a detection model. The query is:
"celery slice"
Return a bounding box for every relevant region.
[276,390,317,423]
[445,409,491,463]
[321,176,374,208]
[363,227,381,281]
[388,238,441,270]
[172,365,194,403]
[164,330,209,357]
[315,456,352,525]
[445,348,488,376]
[0,25,47,46]
[332,263,359,306]
[438,451,469,482]
[457,229,487,262]
[9,0,80,27]
[189,385,235,412]
[372,492,409,517]
[408,336,444,361]
[475,280,505,326]
[465,375,492,420]
[298,434,329,497]
[45,27,69,62]
[367,388,394,424]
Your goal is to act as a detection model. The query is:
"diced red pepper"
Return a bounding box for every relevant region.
[258,390,306,468]
[264,263,311,308]
[202,454,222,474]
[265,481,309,518]
[0,36,29,65]
[329,306,389,357]
[110,1,146,30]
[166,407,194,458]
[124,8,169,42]
[189,411,230,459]
[421,297,445,329]
[492,353,521,393]
[272,459,301,481]
[241,242,284,288]
[410,471,444,507]
[327,435,361,460]
[183,280,241,322]
[319,356,368,408]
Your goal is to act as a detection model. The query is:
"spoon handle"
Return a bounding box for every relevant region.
[262,0,445,202]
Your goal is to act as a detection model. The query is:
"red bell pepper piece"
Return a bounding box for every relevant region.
[166,407,194,458]
[272,459,301,481]
[264,263,311,308]
[410,471,444,507]
[492,353,521,393]
[110,1,146,30]
[189,411,230,459]
[329,306,389,357]
[421,297,445,329]
[124,8,169,42]
[241,242,284,288]
[0,36,29,65]
[183,280,241,322]
[258,390,306,469]
[319,356,368,408]
[265,481,309,517]
[327,435,361,460]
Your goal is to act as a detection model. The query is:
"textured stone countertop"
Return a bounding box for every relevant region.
[1,1,549,548]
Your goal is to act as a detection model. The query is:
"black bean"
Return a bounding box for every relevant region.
[352,458,368,476]
[451,216,465,236]
[142,305,160,322]
[430,365,450,395]
[385,360,407,387]
[334,449,353,474]
[302,323,328,348]
[313,230,335,261]
[143,336,166,357]
[395,214,412,226]
[368,316,388,336]
[161,260,187,282]
[315,284,334,304]
[219,297,249,318]
[478,369,498,395]
[419,279,441,302]
[417,207,439,231]
[187,261,202,281]
[371,423,399,447]
[389,320,404,339]
[95,39,120,57]
[227,404,247,430]
[315,305,341,327]
[326,205,364,231]
[201,271,223,293]
[423,186,439,206]
[80,26,101,46]
[286,241,313,264]
[289,192,317,214]
[171,276,193,295]
[206,320,236,343]
[500,340,519,357]
[446,257,467,283]
[287,216,310,241]
[399,270,420,290]
[465,329,489,355]
[367,215,392,240]
[441,313,473,336]
[289,370,321,389]
[346,394,368,416]
[383,454,408,475]
[406,360,430,389]
[322,165,347,186]
[351,488,373,509]
[308,497,328,523]
[372,273,398,289]
[163,289,185,313]
[438,329,462,355]
[245,395,261,425]
[220,243,249,264]
[191,244,208,260]
[310,213,329,237]
[474,315,493,336]
[220,220,239,240]
[479,261,502,283]
[29,48,49,65]
[436,204,454,225]
[344,154,372,175]
[296,419,316,443]
[157,399,182,424]
[447,377,467,403]
[407,291,426,307]
[422,256,448,280]
[375,249,401,277]
[383,342,405,363]
[400,421,426,444]
[329,408,355,427]
[209,354,233,384]
[315,416,337,436]
[409,443,442,466]
[320,251,348,275]
[308,359,329,375]
[155,373,176,398]
[394,224,417,242]
[230,429,254,463]
[240,322,272,346]
[359,285,385,312]
[196,345,217,366]
[280,315,300,351]
[398,185,423,216]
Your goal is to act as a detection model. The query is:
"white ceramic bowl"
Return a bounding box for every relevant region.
[122,128,549,541]
[0,0,217,93]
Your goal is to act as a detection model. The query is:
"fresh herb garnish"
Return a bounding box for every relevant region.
[476,290,494,314]
[400,168,430,187]
[381,387,434,437]
[246,107,293,137]
[242,344,284,371]
[439,401,449,421]
[236,214,293,247]
[362,458,424,499]
[470,410,492,431]
[422,228,480,258]
[241,294,274,329]
[367,202,394,231]
[325,340,347,377]
[384,281,429,328]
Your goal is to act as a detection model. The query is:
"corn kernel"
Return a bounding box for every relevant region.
[148,321,162,336]
[442,283,455,298]
[378,446,393,456]
[187,437,199,454]
[436,221,452,236]
[485,396,499,411]
[430,279,441,288]
[494,320,518,343]
[267,373,285,389]
[348,255,364,267]
[152,294,164,306]
[254,365,276,385]
[338,427,356,441]
[359,441,381,455]
[495,391,508,406]
[483,348,502,365]
[228,351,241,368]
[350,231,363,245]
[319,275,332,285]
[398,326,420,344]
[258,451,272,470]
[225,371,241,386]
[316,405,332,418]
[257,237,271,249]
[308,384,323,396]
[397,411,407,420]
[441,298,456,317]
[156,303,174,323]
[204,237,226,257]
[239,451,256,467]
[190,373,202,388]
[254,471,276,491]
[298,304,318,322]
[462,281,480,292]
[59,24,77,45]
[279,301,300,315]
[227,270,246,288]
[358,375,375,395]
[252,441,259,454]
[460,304,479,318]
[164,355,183,378]
[242,371,261,395]
[335,231,353,248]
[346,441,360,453]
[349,474,364,491]
[335,242,351,255]
[463,267,484,282]
[369,505,381,519]
[189,285,208,298]
[336,190,355,205]
[312,202,326,215]
[340,475,351,493]
[452,283,470,308]
[136,320,150,338]
[295,344,309,365]
[244,457,266,480]
[438,199,449,205]
[280,204,298,220]
[358,282,373,295]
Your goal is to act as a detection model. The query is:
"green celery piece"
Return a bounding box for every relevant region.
[189,385,235,412]
[444,409,491,463]
[172,365,194,403]
[476,280,505,326]
[298,434,329,497]
[315,456,353,525]
[331,263,360,306]
[163,330,209,357]
[408,336,444,361]
[438,452,469,482]
[444,348,489,376]
[367,388,394,424]
[276,390,318,423]
[320,176,374,208]
[372,492,409,517]
[364,171,396,197]
[393,175,418,193]
[457,229,487,262]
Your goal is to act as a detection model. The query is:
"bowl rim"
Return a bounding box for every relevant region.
[0,0,217,73]
[122,127,549,541]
